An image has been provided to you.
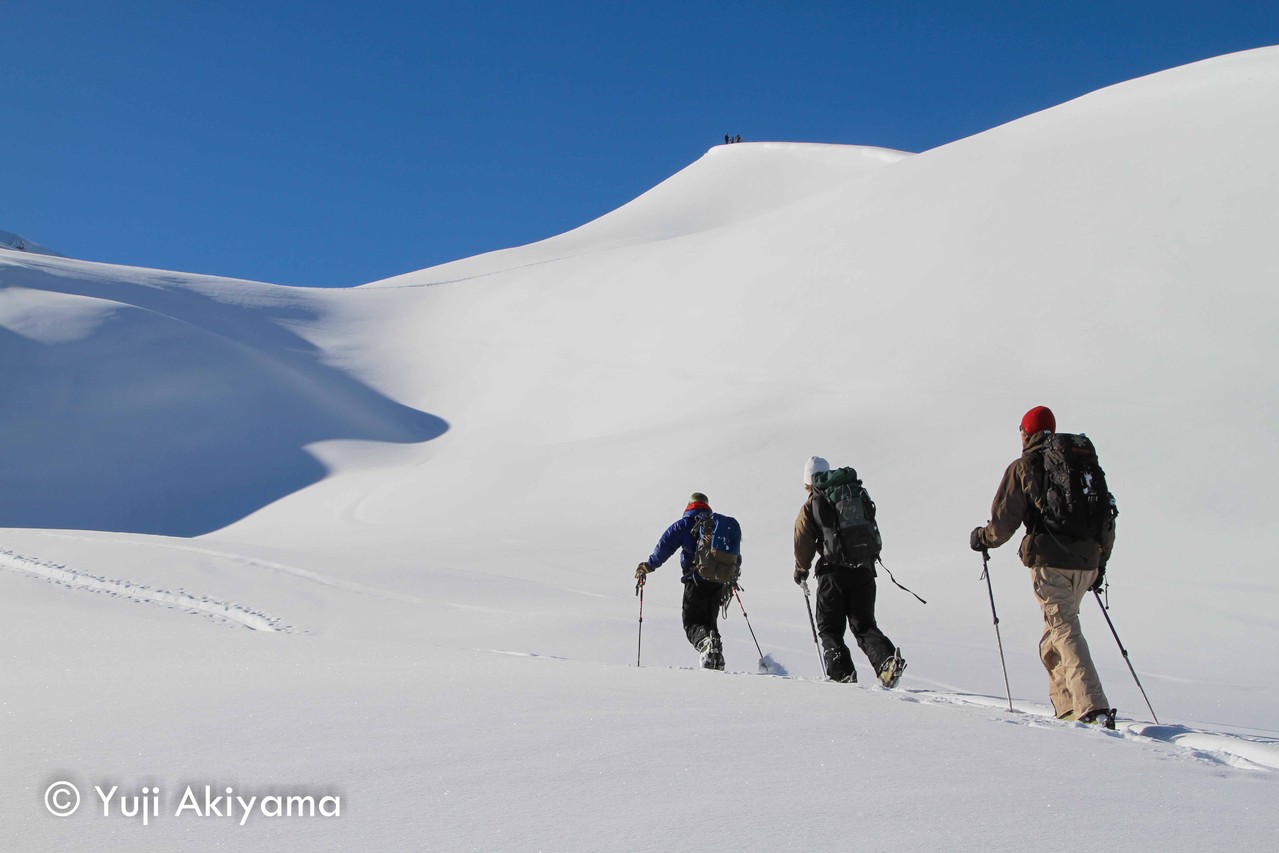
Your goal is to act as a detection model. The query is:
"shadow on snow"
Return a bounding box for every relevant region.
[0,262,446,537]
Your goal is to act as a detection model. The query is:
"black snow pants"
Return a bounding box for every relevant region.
[816,563,895,682]
[681,577,724,648]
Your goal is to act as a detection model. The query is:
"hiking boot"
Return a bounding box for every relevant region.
[698,636,725,671]
[877,648,906,688]
[1079,708,1117,730]
[823,648,855,682]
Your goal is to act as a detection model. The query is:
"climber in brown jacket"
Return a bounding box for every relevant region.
[970,406,1117,728]
[795,455,905,686]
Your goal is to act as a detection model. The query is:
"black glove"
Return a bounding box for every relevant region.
[793,566,810,585]
[969,527,987,552]
[635,562,652,580]
[1090,564,1106,592]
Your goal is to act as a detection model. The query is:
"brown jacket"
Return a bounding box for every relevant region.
[794,494,823,573]
[976,432,1116,570]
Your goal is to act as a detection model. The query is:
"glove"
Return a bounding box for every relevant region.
[1090,564,1106,592]
[969,527,987,552]
[635,562,652,579]
[794,566,810,585]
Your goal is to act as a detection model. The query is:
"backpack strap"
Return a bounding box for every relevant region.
[1026,447,1047,535]
[809,489,843,564]
[877,558,927,605]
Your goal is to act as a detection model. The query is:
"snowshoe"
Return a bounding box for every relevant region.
[877,648,906,688]
[1079,707,1117,730]
[698,636,725,671]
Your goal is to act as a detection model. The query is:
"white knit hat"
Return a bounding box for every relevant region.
[804,455,830,486]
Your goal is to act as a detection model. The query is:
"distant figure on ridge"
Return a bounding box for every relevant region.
[970,406,1119,728]
[635,492,742,670]
[794,456,906,686]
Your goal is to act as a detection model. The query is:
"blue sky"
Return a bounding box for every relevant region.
[3,1,1277,287]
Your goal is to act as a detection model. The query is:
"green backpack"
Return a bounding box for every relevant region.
[810,467,882,568]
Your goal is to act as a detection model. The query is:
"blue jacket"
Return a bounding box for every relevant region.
[647,508,711,583]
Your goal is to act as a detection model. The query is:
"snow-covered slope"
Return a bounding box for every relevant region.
[371,141,911,286]
[0,229,63,256]
[3,47,1278,851]
[0,257,443,535]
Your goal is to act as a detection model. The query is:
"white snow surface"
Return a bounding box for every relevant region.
[3,47,1279,851]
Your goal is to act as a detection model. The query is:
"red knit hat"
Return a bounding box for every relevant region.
[1020,406,1056,435]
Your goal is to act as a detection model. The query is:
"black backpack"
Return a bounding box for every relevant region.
[1034,433,1118,542]
[810,467,882,568]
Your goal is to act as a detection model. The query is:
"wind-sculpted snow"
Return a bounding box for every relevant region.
[0,253,446,535]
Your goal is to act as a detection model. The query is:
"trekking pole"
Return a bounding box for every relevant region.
[732,585,768,673]
[635,575,645,667]
[1093,590,1159,723]
[979,550,1015,713]
[801,580,827,678]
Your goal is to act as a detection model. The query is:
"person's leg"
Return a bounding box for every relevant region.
[816,569,854,681]
[682,581,710,647]
[1032,567,1109,717]
[1037,624,1071,717]
[682,579,723,669]
[845,565,896,671]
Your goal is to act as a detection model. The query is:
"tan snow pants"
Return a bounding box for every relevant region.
[1030,566,1109,718]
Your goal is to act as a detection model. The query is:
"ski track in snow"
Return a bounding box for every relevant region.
[500,649,1279,774]
[371,253,574,289]
[0,548,293,633]
[8,526,1275,774]
[896,688,1279,772]
[18,530,427,604]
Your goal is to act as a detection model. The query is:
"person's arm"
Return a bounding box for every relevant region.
[647,517,688,569]
[794,501,819,575]
[976,460,1027,550]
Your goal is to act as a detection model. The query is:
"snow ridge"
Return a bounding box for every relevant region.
[0,229,63,256]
